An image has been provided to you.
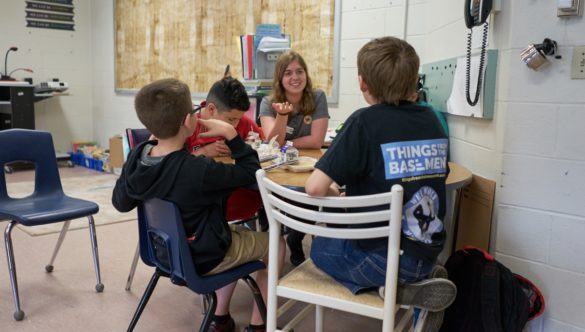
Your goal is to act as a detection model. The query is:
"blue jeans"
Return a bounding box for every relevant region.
[310,236,434,294]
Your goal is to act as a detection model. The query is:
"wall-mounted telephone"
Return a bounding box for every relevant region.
[464,0,492,106]
[465,0,492,29]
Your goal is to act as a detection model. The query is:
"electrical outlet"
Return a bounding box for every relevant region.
[571,46,585,79]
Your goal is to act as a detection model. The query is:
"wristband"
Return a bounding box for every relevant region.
[276,111,289,116]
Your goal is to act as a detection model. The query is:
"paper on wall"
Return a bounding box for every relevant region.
[447,54,487,117]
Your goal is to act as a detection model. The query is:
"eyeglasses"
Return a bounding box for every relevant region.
[190,104,202,115]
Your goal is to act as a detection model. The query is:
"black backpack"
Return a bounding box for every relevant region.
[440,246,544,332]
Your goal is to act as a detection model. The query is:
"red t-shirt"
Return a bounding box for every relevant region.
[186,112,265,221]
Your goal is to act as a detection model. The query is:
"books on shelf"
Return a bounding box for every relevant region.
[240,34,255,80]
[239,24,290,81]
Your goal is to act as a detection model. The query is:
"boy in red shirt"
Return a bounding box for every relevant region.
[186,77,265,222]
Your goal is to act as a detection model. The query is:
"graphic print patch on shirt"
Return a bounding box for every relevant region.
[402,186,443,244]
[380,138,448,180]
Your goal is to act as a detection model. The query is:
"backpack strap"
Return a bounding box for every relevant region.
[464,247,503,332]
[481,260,502,331]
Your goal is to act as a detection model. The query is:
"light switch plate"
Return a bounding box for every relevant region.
[571,46,585,79]
[558,0,582,16]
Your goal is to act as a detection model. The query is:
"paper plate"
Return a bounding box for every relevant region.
[286,156,317,172]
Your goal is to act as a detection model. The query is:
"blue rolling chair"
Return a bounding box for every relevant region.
[127,198,266,331]
[0,129,103,321]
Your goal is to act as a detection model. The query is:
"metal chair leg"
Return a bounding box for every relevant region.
[87,215,104,292]
[200,292,217,332]
[4,221,25,321]
[200,294,209,315]
[125,242,140,291]
[127,270,161,332]
[243,275,267,324]
[315,304,324,332]
[45,220,71,273]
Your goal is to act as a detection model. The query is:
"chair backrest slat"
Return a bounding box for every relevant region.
[272,208,391,239]
[268,179,394,209]
[267,194,391,225]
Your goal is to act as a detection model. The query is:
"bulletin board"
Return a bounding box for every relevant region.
[114,0,340,101]
[420,50,498,119]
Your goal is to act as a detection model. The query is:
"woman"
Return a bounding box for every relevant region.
[259,50,329,149]
[259,50,329,266]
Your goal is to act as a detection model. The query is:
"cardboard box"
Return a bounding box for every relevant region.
[71,140,97,153]
[454,175,496,252]
[109,135,124,169]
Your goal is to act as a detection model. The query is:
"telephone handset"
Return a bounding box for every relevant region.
[465,0,492,28]
[464,0,492,106]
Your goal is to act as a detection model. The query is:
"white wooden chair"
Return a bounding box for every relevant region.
[256,169,413,332]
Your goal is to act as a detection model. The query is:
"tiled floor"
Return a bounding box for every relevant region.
[0,166,382,331]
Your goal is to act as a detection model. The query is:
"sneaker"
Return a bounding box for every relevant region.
[396,278,456,312]
[416,264,450,332]
[377,265,450,301]
[208,316,235,332]
[257,208,269,232]
[430,264,448,279]
[286,232,306,266]
[417,309,445,332]
[243,324,266,332]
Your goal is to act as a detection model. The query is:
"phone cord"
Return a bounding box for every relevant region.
[465,22,488,107]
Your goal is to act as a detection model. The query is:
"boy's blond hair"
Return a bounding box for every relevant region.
[357,37,419,106]
[134,78,192,139]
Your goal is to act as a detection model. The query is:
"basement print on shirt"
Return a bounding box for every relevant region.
[381,138,448,244]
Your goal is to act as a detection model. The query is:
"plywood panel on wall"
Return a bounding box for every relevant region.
[115,0,336,96]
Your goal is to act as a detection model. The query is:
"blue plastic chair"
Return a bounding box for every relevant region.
[125,127,151,151]
[124,127,152,291]
[127,198,266,331]
[124,127,262,293]
[0,129,103,321]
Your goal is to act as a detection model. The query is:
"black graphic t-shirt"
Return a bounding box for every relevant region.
[315,101,449,262]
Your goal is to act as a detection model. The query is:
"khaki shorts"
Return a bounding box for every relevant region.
[205,225,269,276]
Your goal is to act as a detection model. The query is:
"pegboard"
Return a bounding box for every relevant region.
[421,49,498,119]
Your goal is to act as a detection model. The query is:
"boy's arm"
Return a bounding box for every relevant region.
[200,135,260,195]
[197,118,260,194]
[305,168,338,197]
[192,140,230,157]
[198,118,237,141]
[111,168,139,212]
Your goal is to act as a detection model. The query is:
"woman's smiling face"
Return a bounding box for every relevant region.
[281,60,306,96]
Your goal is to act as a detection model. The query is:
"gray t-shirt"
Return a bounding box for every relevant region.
[259,89,329,141]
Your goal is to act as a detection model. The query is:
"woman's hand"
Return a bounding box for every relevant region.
[272,102,294,116]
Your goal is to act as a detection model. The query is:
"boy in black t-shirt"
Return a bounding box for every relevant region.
[112,78,269,332]
[305,37,456,331]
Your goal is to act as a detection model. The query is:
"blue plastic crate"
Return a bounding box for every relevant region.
[68,152,103,172]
